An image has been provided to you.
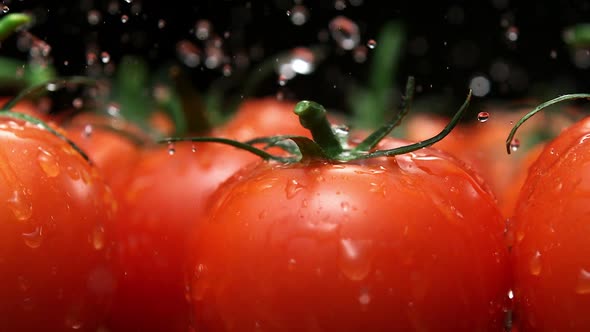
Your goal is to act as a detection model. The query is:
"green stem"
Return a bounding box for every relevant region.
[363,89,472,158]
[506,93,590,154]
[293,100,344,158]
[354,76,415,152]
[160,136,293,162]
[0,111,89,161]
[0,13,31,42]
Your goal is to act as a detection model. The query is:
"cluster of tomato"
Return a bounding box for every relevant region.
[1,70,589,332]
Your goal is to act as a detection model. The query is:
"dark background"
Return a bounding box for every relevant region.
[3,0,590,116]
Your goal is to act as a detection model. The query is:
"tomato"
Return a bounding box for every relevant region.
[185,133,511,331]
[511,116,590,331]
[0,115,117,330]
[106,96,315,332]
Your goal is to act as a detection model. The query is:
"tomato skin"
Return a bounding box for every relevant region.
[511,117,590,331]
[107,97,315,331]
[0,118,117,331]
[187,139,511,331]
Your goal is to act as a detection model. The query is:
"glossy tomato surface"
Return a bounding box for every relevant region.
[511,117,590,331]
[107,97,315,332]
[187,138,511,331]
[0,117,117,331]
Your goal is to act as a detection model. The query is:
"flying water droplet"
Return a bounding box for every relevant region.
[195,20,212,40]
[176,40,201,68]
[121,14,129,23]
[2,5,9,13]
[289,5,309,26]
[167,142,176,155]
[477,111,490,122]
[329,16,360,50]
[87,10,101,25]
[100,52,110,64]
[366,39,377,49]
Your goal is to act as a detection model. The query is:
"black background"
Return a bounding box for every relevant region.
[3,0,590,116]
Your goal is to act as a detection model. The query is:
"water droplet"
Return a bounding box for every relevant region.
[121,14,129,23]
[339,238,374,281]
[46,83,58,92]
[329,16,360,50]
[167,142,176,155]
[289,5,309,26]
[529,250,542,276]
[190,263,210,301]
[278,74,288,86]
[8,189,33,222]
[222,63,232,76]
[358,287,371,307]
[341,201,350,212]
[91,225,105,250]
[106,103,120,116]
[195,20,212,40]
[288,258,297,271]
[366,39,377,49]
[353,45,368,63]
[505,26,519,42]
[334,0,347,10]
[38,147,60,178]
[2,5,9,13]
[576,268,590,294]
[157,19,166,29]
[65,311,84,330]
[82,124,93,138]
[285,179,304,199]
[72,98,83,109]
[477,111,490,122]
[18,276,31,292]
[22,225,43,249]
[507,289,514,299]
[509,138,520,152]
[191,144,197,153]
[550,49,557,59]
[100,51,110,64]
[469,75,491,97]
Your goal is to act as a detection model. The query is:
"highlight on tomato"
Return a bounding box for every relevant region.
[174,78,512,331]
[0,109,117,330]
[507,93,590,331]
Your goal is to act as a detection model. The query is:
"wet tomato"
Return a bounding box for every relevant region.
[511,116,590,331]
[0,115,117,331]
[186,135,511,331]
[107,97,315,332]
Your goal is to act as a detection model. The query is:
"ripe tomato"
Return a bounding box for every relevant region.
[186,135,511,331]
[0,115,117,330]
[511,116,590,330]
[107,96,315,332]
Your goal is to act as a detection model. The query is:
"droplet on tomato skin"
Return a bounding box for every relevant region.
[7,189,33,222]
[167,142,176,155]
[190,264,210,302]
[91,225,105,250]
[18,276,31,292]
[64,310,84,330]
[575,268,590,294]
[22,225,43,249]
[338,238,374,281]
[288,258,297,271]
[358,287,371,310]
[38,147,60,178]
[285,179,305,199]
[529,250,542,276]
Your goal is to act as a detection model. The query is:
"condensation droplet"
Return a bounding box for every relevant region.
[8,189,33,222]
[22,225,43,249]
[38,147,60,178]
[92,225,105,250]
[339,238,374,281]
[529,250,542,276]
[285,179,304,199]
[576,268,590,294]
[477,111,490,122]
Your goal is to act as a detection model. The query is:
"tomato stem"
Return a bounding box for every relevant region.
[293,100,344,158]
[506,93,590,154]
[354,76,415,152]
[0,13,31,42]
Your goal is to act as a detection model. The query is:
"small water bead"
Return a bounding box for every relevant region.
[100,52,110,64]
[329,16,360,50]
[195,20,212,40]
[509,138,520,152]
[529,250,542,276]
[157,19,166,29]
[87,10,101,25]
[366,39,377,49]
[121,15,129,23]
[289,5,309,26]
[22,225,43,249]
[167,142,176,155]
[2,5,9,13]
[576,268,590,294]
[72,98,83,109]
[477,111,490,122]
[334,0,347,10]
[505,26,519,42]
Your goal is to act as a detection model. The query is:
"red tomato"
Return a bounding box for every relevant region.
[186,137,511,331]
[0,115,117,330]
[107,97,314,332]
[511,116,590,330]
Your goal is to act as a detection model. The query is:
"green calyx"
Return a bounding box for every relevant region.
[158,76,473,164]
